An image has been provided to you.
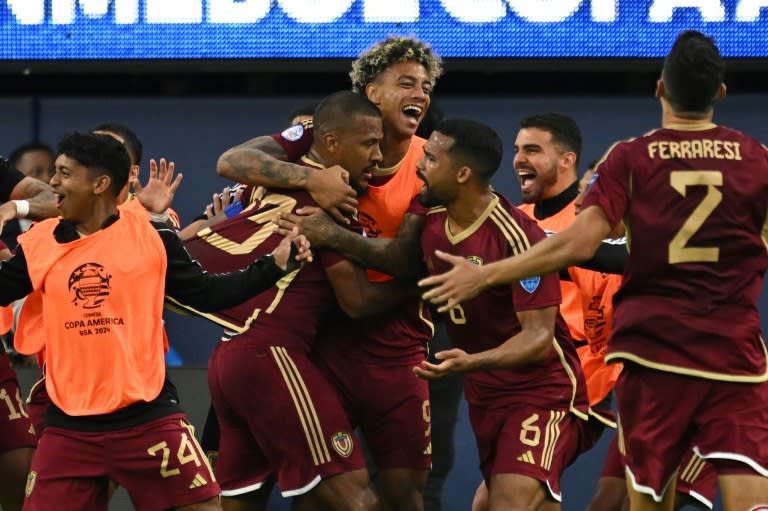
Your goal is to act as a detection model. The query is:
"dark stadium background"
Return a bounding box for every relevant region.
[5,62,767,511]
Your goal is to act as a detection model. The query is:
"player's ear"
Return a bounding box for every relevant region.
[93,174,112,195]
[655,79,664,98]
[717,82,727,100]
[456,166,471,184]
[365,82,380,105]
[559,151,577,172]
[324,132,340,154]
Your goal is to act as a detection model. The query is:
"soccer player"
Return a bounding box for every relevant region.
[414,117,597,509]
[177,91,404,511]
[23,123,183,435]
[0,132,310,511]
[420,31,768,511]
[220,36,444,511]
[514,113,624,408]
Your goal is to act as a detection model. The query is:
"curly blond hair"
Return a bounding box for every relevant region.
[349,36,444,94]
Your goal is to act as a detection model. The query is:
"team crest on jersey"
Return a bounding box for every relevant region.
[331,431,354,458]
[466,256,483,266]
[25,470,36,496]
[358,211,381,238]
[281,124,304,141]
[519,276,541,293]
[68,262,112,309]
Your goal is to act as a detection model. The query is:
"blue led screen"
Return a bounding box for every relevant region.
[0,0,766,60]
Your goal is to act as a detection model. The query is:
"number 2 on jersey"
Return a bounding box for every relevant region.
[668,170,723,264]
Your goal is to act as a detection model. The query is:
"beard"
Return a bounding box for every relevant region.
[351,180,369,196]
[418,188,442,208]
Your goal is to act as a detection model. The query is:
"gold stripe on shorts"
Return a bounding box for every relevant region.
[680,452,707,483]
[541,410,565,470]
[271,346,331,465]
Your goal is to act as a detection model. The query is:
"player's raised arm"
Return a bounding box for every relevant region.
[276,207,426,281]
[217,134,357,223]
[420,205,611,312]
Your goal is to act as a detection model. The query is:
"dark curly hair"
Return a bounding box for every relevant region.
[350,36,443,94]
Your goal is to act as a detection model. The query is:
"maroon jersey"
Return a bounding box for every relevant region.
[179,180,347,353]
[583,123,768,380]
[314,197,432,365]
[420,193,589,414]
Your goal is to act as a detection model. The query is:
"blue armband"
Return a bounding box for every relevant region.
[224,200,244,218]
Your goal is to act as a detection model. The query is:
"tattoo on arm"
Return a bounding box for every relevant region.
[324,214,426,280]
[218,136,311,189]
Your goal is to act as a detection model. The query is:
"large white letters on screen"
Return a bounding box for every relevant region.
[51,0,138,24]
[6,0,44,24]
[507,0,583,22]
[208,0,271,23]
[364,0,419,21]
[591,0,618,21]
[440,0,506,22]
[735,0,768,20]
[5,0,766,25]
[277,0,355,22]
[146,0,202,23]
[648,0,725,21]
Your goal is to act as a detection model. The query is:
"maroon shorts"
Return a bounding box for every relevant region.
[25,374,48,436]
[208,340,364,497]
[0,352,37,453]
[676,449,717,508]
[601,434,717,508]
[23,413,218,511]
[316,351,431,470]
[469,403,594,501]
[615,363,768,501]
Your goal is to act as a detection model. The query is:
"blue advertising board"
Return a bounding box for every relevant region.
[0,0,766,60]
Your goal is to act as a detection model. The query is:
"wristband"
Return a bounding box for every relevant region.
[150,210,171,223]
[12,200,29,218]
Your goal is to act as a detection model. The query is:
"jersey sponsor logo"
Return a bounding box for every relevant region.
[188,472,209,489]
[280,124,304,142]
[516,450,536,464]
[520,276,541,293]
[330,431,354,458]
[68,262,112,309]
[25,470,36,497]
[466,255,483,266]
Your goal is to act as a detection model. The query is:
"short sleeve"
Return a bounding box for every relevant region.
[581,143,631,228]
[270,120,315,163]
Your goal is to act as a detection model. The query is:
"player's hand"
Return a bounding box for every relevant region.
[418,250,487,312]
[273,206,337,248]
[272,226,313,272]
[0,202,17,235]
[206,186,229,219]
[306,165,358,224]
[134,158,183,214]
[413,349,472,379]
